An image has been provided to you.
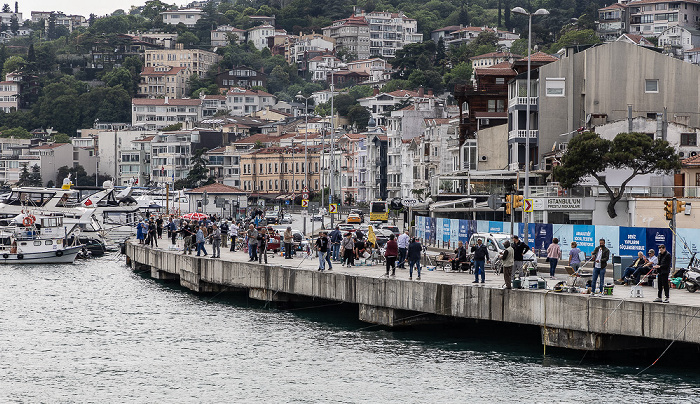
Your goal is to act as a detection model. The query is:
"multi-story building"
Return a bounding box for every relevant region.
[117,135,153,186]
[138,66,189,98]
[357,88,435,126]
[430,25,462,43]
[138,32,178,49]
[287,33,335,66]
[161,9,204,28]
[308,55,343,81]
[0,137,32,184]
[27,143,74,186]
[470,52,521,70]
[359,10,422,58]
[225,87,276,116]
[144,44,221,78]
[247,24,279,50]
[658,26,700,57]
[201,94,227,117]
[131,98,203,130]
[446,26,520,49]
[598,3,629,41]
[215,66,267,89]
[365,122,388,201]
[32,11,88,32]
[148,131,194,184]
[239,146,323,194]
[346,58,392,83]
[322,15,371,60]
[211,25,245,47]
[626,0,700,37]
[0,79,19,112]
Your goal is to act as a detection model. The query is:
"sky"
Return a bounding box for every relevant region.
[18,0,187,18]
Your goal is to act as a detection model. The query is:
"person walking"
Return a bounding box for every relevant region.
[654,244,672,303]
[195,225,208,257]
[501,240,514,289]
[341,232,355,267]
[258,227,268,264]
[330,226,342,262]
[211,224,221,258]
[247,224,258,261]
[546,238,562,279]
[316,232,330,271]
[397,230,410,268]
[384,233,398,277]
[229,221,239,252]
[407,237,423,281]
[220,220,229,249]
[512,235,529,278]
[568,242,582,273]
[471,238,489,284]
[590,239,610,295]
[283,227,294,259]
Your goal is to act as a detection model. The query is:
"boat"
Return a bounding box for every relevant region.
[0,214,82,264]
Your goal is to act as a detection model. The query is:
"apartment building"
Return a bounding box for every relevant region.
[598,3,629,41]
[225,87,276,116]
[0,137,31,184]
[31,11,88,32]
[287,33,335,66]
[239,146,323,194]
[117,135,153,186]
[201,94,227,117]
[600,0,700,38]
[144,44,221,78]
[322,15,371,60]
[215,66,267,89]
[131,98,203,130]
[308,55,343,81]
[138,66,189,98]
[470,52,521,70]
[211,25,245,47]
[358,88,435,126]
[0,80,19,112]
[445,26,520,49]
[346,58,392,83]
[247,24,279,50]
[658,25,700,57]
[148,132,195,184]
[161,9,204,28]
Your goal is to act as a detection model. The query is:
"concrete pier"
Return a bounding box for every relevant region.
[125,240,700,351]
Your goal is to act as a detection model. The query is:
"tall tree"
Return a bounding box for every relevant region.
[29,164,42,186]
[17,163,30,186]
[9,13,18,34]
[554,132,681,218]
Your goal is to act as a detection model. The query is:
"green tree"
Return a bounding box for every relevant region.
[183,148,212,188]
[103,67,137,96]
[177,31,200,48]
[162,122,183,131]
[29,164,42,186]
[53,133,71,143]
[0,127,31,138]
[347,105,370,131]
[17,163,30,186]
[9,13,18,34]
[546,29,601,53]
[554,132,681,218]
[444,62,472,91]
[3,55,25,76]
[142,0,172,21]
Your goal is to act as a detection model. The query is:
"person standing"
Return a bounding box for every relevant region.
[512,235,529,278]
[384,233,398,277]
[168,219,177,245]
[156,215,163,239]
[471,238,489,284]
[341,232,355,267]
[546,238,562,279]
[181,221,193,255]
[654,245,672,303]
[220,220,229,249]
[501,240,514,289]
[568,242,582,273]
[316,232,329,271]
[397,230,410,269]
[211,224,221,258]
[284,227,294,259]
[229,221,239,252]
[136,220,146,244]
[330,226,342,262]
[590,238,609,295]
[196,225,208,257]
[247,224,258,262]
[258,227,268,264]
[147,220,158,247]
[407,237,423,281]
[452,241,467,272]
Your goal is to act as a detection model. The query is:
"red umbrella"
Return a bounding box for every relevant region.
[181,212,208,220]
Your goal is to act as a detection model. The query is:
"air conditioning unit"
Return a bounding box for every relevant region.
[680,152,685,158]
[692,151,698,157]
[480,155,488,161]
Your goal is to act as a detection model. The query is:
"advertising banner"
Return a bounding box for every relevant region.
[572,225,596,255]
[517,223,538,249]
[450,219,460,247]
[435,218,444,243]
[596,226,620,257]
[416,216,424,240]
[552,224,574,258]
[443,218,451,243]
[676,228,700,267]
[646,228,673,258]
[477,220,489,233]
[619,227,647,255]
[488,221,504,234]
[458,219,470,243]
[533,223,553,253]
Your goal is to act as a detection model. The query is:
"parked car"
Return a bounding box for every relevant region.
[311,213,324,222]
[379,224,400,236]
[346,213,362,224]
[280,213,293,224]
[468,233,511,269]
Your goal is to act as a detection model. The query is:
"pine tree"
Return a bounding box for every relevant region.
[29,164,42,186]
[17,164,30,186]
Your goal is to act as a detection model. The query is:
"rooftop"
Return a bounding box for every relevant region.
[186,183,246,194]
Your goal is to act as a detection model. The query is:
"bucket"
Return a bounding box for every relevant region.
[512,279,522,289]
[538,279,546,289]
[603,285,614,296]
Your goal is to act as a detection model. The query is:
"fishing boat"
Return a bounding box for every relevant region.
[0,214,82,264]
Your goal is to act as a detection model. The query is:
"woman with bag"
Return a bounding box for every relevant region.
[546,238,562,279]
[384,234,398,277]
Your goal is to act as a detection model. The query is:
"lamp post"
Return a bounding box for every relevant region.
[511,6,549,246]
[295,92,311,194]
[320,61,347,210]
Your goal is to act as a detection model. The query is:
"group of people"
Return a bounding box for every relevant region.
[383,231,424,280]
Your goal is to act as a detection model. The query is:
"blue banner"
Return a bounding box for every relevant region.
[647,227,673,258]
[450,219,460,248]
[458,219,470,243]
[573,225,596,255]
[517,223,538,249]
[488,221,504,233]
[596,226,620,257]
[619,227,647,255]
[442,218,451,243]
[553,224,574,258]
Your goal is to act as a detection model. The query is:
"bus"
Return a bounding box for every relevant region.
[369,200,389,222]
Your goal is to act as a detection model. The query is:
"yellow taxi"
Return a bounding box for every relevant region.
[346,213,362,224]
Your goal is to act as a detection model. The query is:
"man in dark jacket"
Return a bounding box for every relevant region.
[512,235,530,278]
[471,238,489,284]
[590,239,610,295]
[329,226,343,262]
[407,237,423,280]
[654,244,672,303]
[452,241,467,272]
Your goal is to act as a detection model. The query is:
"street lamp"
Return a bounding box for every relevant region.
[319,61,347,208]
[511,6,549,246]
[295,91,311,194]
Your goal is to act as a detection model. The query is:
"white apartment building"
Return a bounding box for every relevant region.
[0,137,31,184]
[225,87,276,116]
[658,26,700,57]
[358,89,435,126]
[446,26,520,49]
[149,132,193,184]
[94,130,156,183]
[0,80,19,112]
[211,25,245,47]
[31,11,87,32]
[247,24,278,50]
[132,98,203,130]
[118,135,153,186]
[346,58,392,83]
[470,51,521,70]
[144,44,221,78]
[202,94,227,117]
[308,55,343,81]
[138,66,189,98]
[359,10,422,58]
[0,11,20,25]
[628,0,700,36]
[323,15,371,60]
[287,33,335,65]
[161,9,204,28]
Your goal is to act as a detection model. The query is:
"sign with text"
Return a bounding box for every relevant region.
[546,198,583,210]
[402,198,419,207]
[619,227,647,254]
[572,225,596,255]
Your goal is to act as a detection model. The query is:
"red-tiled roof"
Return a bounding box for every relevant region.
[432,25,462,33]
[203,94,226,100]
[133,135,155,142]
[600,3,626,10]
[620,34,652,45]
[517,51,559,63]
[475,64,516,76]
[186,183,246,194]
[132,98,202,106]
[682,155,700,167]
[687,47,700,53]
[470,51,521,60]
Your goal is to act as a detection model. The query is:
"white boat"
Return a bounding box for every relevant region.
[0,214,82,264]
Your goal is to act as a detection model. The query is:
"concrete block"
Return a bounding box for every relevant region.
[588,298,644,337]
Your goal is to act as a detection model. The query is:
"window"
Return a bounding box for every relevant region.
[696,173,700,185]
[645,79,659,93]
[495,77,505,85]
[545,78,565,97]
[681,133,697,146]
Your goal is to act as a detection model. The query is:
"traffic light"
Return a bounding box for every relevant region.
[677,200,686,215]
[664,199,674,220]
[505,195,512,215]
[514,195,524,209]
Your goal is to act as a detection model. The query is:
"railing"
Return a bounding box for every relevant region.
[508,130,539,140]
[508,97,538,108]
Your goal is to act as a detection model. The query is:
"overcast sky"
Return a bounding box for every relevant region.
[18,0,188,18]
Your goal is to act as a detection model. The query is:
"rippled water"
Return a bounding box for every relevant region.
[0,257,699,403]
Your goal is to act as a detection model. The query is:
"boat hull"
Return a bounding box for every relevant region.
[0,246,82,264]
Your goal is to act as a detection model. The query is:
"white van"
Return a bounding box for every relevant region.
[468,233,511,264]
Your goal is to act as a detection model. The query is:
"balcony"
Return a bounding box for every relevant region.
[508,97,538,108]
[508,130,539,140]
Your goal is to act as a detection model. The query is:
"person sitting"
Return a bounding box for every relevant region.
[619,251,647,284]
[452,241,467,272]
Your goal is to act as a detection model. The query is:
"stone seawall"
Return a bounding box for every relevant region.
[126,241,700,350]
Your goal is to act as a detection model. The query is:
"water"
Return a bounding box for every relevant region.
[1,257,699,403]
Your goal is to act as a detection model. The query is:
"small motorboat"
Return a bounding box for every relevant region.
[0,214,83,264]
